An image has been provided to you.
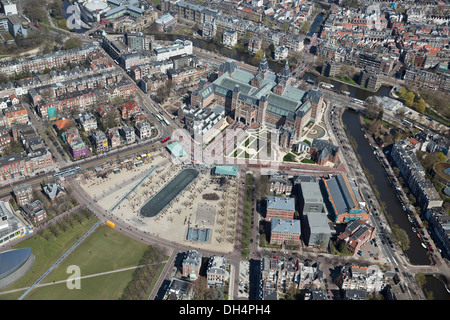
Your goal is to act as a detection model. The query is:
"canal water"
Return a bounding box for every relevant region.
[342,110,430,265]
[423,275,450,300]
[341,110,450,299]
[308,14,324,37]
[303,72,392,101]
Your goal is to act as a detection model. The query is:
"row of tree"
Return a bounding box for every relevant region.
[37,209,92,241]
[120,246,164,300]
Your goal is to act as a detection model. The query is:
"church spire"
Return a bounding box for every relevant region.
[258,52,268,74]
[278,60,291,83]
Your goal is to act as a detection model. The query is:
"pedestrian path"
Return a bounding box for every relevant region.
[17,219,102,300]
[109,165,157,212]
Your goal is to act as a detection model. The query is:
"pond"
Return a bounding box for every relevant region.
[140,168,199,218]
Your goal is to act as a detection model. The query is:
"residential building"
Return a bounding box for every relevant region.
[274,46,289,61]
[91,130,108,153]
[248,36,262,54]
[340,265,386,293]
[270,218,301,246]
[164,278,195,300]
[202,19,216,39]
[12,184,33,206]
[135,121,151,140]
[181,104,227,144]
[266,196,295,221]
[68,137,89,159]
[43,182,65,202]
[222,29,237,47]
[3,104,28,127]
[425,207,450,258]
[296,260,324,290]
[391,139,443,210]
[106,127,121,148]
[121,100,140,119]
[119,126,135,144]
[359,68,384,91]
[181,250,202,280]
[77,112,98,132]
[0,153,31,182]
[21,199,46,225]
[206,255,228,287]
[321,60,341,78]
[337,220,376,255]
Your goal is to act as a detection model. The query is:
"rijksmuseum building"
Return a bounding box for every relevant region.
[190,55,325,148]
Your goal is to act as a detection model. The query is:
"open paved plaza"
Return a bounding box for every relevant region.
[76,149,240,253]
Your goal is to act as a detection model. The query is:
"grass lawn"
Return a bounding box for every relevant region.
[283,153,297,162]
[0,215,98,300]
[337,75,357,85]
[300,158,315,164]
[26,224,154,300]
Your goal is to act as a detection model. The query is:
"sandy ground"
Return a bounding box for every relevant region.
[76,149,239,253]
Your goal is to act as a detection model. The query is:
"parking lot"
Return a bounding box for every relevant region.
[237,261,250,299]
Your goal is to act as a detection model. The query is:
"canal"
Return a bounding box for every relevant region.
[342,110,450,299]
[342,110,431,265]
[303,72,392,101]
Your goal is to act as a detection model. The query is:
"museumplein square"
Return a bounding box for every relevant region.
[0,0,448,308]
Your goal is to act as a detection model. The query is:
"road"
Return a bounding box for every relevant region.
[322,95,450,299]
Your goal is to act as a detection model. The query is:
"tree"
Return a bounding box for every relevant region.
[49,0,64,19]
[63,37,82,50]
[392,225,410,252]
[23,0,46,22]
[404,91,415,107]
[254,49,264,62]
[368,119,381,135]
[413,98,426,113]
[436,152,447,163]
[376,110,384,121]
[397,87,407,99]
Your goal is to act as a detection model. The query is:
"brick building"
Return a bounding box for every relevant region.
[337,220,376,255]
[266,196,296,221]
[270,218,301,246]
[181,250,202,280]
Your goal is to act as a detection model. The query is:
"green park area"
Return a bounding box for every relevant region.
[0,211,166,300]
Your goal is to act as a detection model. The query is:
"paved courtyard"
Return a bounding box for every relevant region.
[76,149,240,253]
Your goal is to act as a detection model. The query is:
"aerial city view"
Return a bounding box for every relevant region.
[0,0,449,305]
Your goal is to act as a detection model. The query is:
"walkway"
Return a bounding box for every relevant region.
[17,219,103,300]
[109,165,157,212]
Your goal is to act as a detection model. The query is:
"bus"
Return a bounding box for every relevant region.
[34,24,40,28]
[106,220,115,228]
[155,113,163,122]
[161,136,170,143]
[163,118,170,126]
